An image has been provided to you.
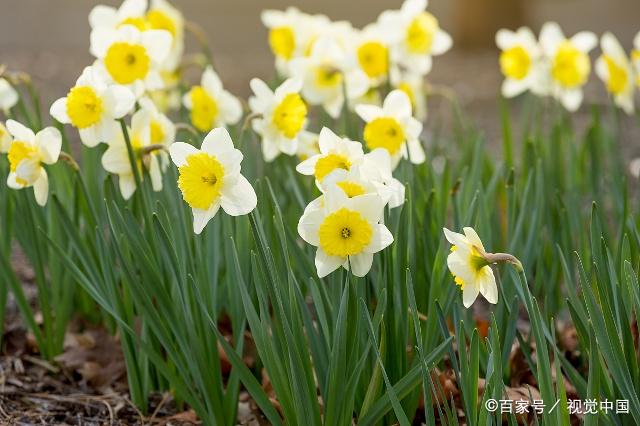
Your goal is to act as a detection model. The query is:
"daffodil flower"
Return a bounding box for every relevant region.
[595,32,634,114]
[443,227,497,308]
[355,90,424,169]
[169,128,257,234]
[90,24,172,98]
[90,0,185,74]
[539,22,596,112]
[298,185,394,277]
[101,108,163,199]
[261,7,330,76]
[496,27,548,98]
[352,24,394,87]
[303,154,405,215]
[378,0,452,76]
[289,37,369,118]
[296,127,364,185]
[0,78,19,113]
[249,78,308,162]
[50,66,135,147]
[5,120,61,206]
[183,66,242,133]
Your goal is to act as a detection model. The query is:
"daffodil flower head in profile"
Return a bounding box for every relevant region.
[443,227,497,308]
[5,120,61,206]
[355,89,424,169]
[298,185,394,278]
[0,78,19,113]
[539,22,597,112]
[249,78,308,162]
[183,66,243,133]
[50,66,135,147]
[289,37,369,118]
[496,27,548,98]
[296,127,364,186]
[377,0,452,76]
[138,96,174,171]
[595,32,635,115]
[391,70,427,121]
[101,108,164,199]
[169,128,257,234]
[90,23,172,98]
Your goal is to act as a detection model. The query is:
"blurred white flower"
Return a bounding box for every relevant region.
[249,78,308,162]
[289,38,369,118]
[496,27,548,98]
[50,66,135,147]
[539,22,596,111]
[378,0,452,75]
[596,32,634,114]
[183,66,242,133]
[0,78,19,113]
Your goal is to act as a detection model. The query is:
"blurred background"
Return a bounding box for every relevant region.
[0,0,638,145]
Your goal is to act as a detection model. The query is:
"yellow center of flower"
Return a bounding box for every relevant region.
[314,153,351,181]
[357,41,389,78]
[178,152,225,210]
[104,42,151,85]
[318,207,372,257]
[150,120,165,144]
[551,41,590,88]
[66,86,103,129]
[406,12,438,54]
[272,93,307,138]
[269,26,295,60]
[336,180,366,198]
[8,141,39,185]
[499,45,531,80]
[363,117,405,155]
[119,17,149,31]
[147,9,177,36]
[602,55,628,95]
[315,66,343,88]
[189,86,218,132]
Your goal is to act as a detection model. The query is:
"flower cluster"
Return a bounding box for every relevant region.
[497,23,640,114]
[261,0,451,120]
